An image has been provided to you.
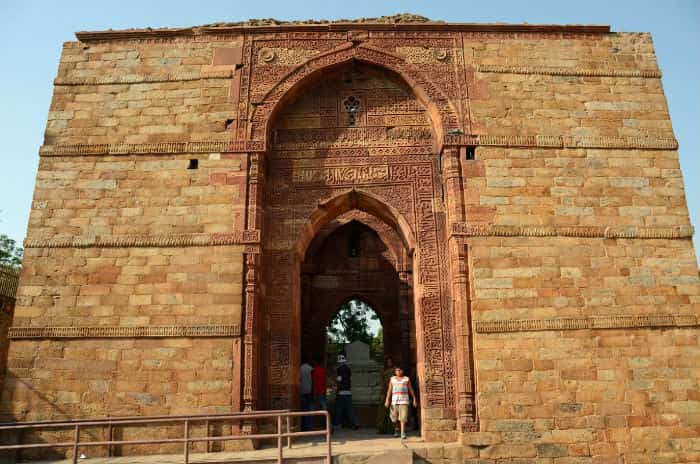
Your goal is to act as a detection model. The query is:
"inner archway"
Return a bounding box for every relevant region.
[300,217,418,429]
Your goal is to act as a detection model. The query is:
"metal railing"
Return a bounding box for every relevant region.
[0,409,332,464]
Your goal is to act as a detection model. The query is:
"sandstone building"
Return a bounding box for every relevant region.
[2,14,699,462]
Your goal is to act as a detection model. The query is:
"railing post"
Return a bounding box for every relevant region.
[183,419,189,464]
[286,415,291,448]
[277,415,283,464]
[107,422,113,457]
[326,412,331,464]
[205,419,210,453]
[72,424,80,464]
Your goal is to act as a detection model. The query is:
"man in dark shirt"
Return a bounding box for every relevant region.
[333,354,358,430]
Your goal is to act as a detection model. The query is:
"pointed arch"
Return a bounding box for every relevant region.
[250,42,461,151]
[304,215,407,271]
[294,188,416,260]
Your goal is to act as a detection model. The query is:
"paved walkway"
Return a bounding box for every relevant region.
[31,429,445,463]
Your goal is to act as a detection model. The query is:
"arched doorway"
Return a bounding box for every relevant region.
[300,217,418,428]
[255,59,463,438]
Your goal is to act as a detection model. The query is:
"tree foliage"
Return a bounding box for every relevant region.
[326,299,379,344]
[0,234,22,269]
[370,327,384,359]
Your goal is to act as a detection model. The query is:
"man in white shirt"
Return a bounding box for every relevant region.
[300,358,314,431]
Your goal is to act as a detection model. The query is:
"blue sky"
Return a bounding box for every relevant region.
[1,0,698,263]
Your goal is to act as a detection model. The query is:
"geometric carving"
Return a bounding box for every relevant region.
[38,134,679,158]
[475,315,699,334]
[256,48,317,66]
[443,134,679,151]
[274,126,433,150]
[450,223,694,240]
[475,64,662,78]
[250,43,461,145]
[53,70,234,86]
[260,58,456,411]
[0,268,19,302]
[23,231,262,248]
[9,325,241,339]
[292,165,390,185]
[39,140,265,157]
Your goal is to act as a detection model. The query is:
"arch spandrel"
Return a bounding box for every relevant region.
[250,43,463,151]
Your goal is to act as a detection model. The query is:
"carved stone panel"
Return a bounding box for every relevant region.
[259,62,456,413]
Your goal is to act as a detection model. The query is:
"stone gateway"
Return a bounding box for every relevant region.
[2,14,699,462]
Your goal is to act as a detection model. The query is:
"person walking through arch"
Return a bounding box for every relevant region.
[300,357,314,431]
[384,365,417,439]
[333,354,358,431]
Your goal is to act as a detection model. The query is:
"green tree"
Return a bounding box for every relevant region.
[370,327,384,359]
[0,234,22,269]
[326,299,378,344]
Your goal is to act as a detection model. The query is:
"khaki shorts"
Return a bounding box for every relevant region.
[390,404,409,423]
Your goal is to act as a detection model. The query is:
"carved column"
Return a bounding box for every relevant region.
[452,243,477,431]
[242,152,265,412]
[442,146,477,431]
[242,252,259,412]
[246,153,265,231]
[441,146,465,225]
[397,269,414,369]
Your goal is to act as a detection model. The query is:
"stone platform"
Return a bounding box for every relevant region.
[28,429,461,464]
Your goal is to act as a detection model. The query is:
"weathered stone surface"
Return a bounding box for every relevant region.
[1,15,698,463]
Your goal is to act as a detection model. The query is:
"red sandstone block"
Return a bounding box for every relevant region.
[226,173,245,185]
[592,456,621,464]
[463,161,486,177]
[209,172,227,184]
[467,205,496,222]
[504,359,534,372]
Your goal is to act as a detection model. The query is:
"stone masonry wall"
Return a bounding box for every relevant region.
[2,37,249,421]
[1,19,698,462]
[29,154,246,237]
[3,243,243,421]
[49,38,243,146]
[455,26,699,463]
[462,148,691,229]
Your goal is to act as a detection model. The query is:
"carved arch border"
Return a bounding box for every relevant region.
[294,188,417,261]
[303,212,409,272]
[249,42,462,151]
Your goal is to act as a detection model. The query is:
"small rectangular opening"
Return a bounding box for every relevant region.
[466,146,476,161]
[188,159,199,170]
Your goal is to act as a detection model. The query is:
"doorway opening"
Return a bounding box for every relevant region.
[300,213,418,431]
[326,298,383,362]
